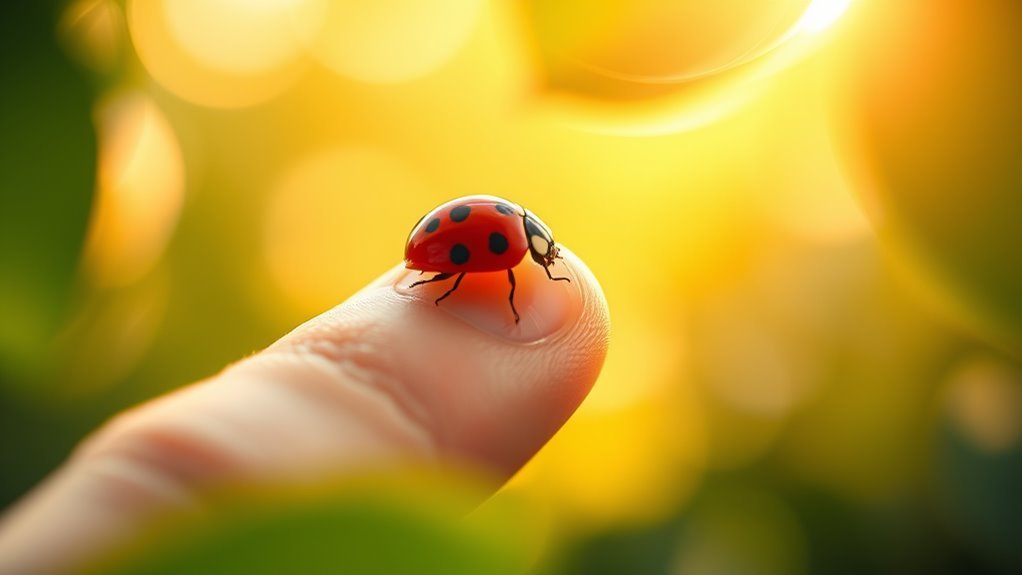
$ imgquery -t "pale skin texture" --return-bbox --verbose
[0,248,609,574]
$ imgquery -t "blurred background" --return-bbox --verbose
[2,0,1021,573]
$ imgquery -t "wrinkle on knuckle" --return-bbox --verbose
[270,330,441,457]
[73,418,246,512]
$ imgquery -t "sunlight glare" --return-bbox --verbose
[796,0,852,33]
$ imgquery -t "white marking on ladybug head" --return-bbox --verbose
[531,234,550,257]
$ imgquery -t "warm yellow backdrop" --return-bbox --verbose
[20,0,1021,571]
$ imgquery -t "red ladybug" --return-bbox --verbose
[404,195,569,323]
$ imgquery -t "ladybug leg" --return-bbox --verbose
[507,269,520,324]
[544,264,571,283]
[434,272,466,305]
[408,272,453,289]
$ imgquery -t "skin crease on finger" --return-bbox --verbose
[263,245,610,476]
[0,247,609,575]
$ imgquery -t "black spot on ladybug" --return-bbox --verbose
[449,243,470,265]
[450,205,471,222]
[495,203,515,216]
[425,218,441,233]
[488,232,509,254]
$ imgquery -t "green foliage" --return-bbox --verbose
[91,485,528,575]
[0,1,96,387]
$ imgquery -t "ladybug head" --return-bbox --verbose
[523,211,560,268]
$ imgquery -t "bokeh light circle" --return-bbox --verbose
[127,0,321,107]
[523,0,811,86]
[59,0,128,75]
[518,0,853,134]
[163,0,325,75]
[302,0,484,84]
[944,355,1022,454]
[264,147,431,314]
[841,0,1022,354]
[83,91,185,287]
[671,486,808,575]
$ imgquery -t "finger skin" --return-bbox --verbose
[0,248,609,574]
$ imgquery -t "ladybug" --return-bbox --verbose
[404,195,570,323]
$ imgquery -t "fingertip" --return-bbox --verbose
[557,244,612,352]
[0,245,611,575]
[392,244,608,347]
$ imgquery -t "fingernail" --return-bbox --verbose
[394,257,579,343]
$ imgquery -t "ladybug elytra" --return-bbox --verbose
[404,195,569,323]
